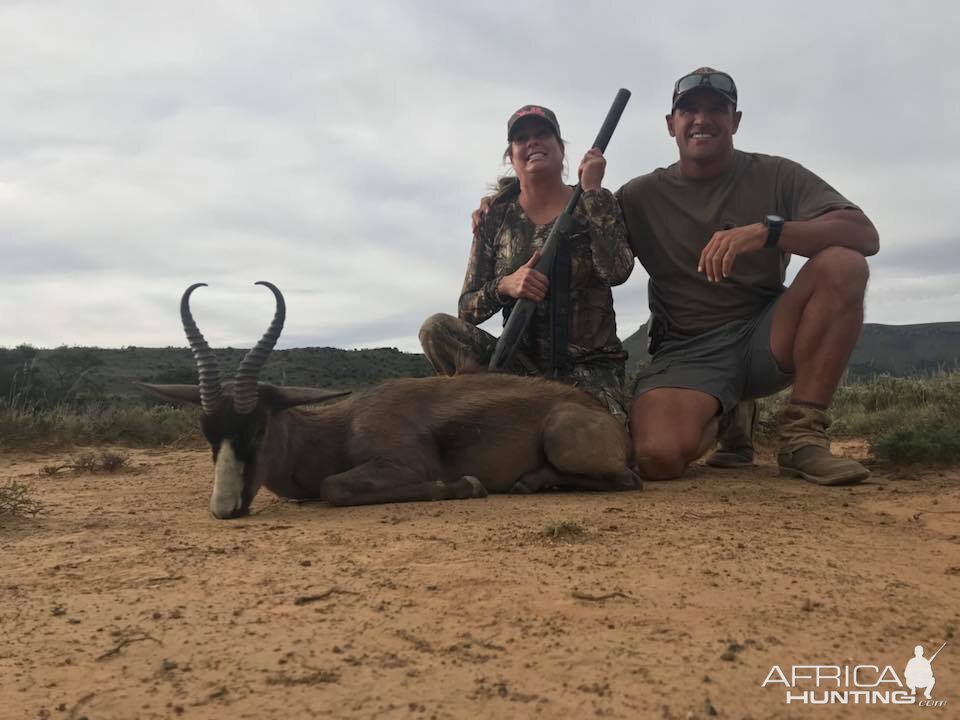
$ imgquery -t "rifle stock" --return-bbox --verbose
[488,88,631,371]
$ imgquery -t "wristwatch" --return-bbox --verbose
[763,214,785,248]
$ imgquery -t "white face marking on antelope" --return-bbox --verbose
[211,443,245,519]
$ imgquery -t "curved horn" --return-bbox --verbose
[233,281,285,415]
[180,283,223,415]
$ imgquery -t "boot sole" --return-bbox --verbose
[779,466,869,486]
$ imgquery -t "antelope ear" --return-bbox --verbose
[135,382,202,406]
[259,384,351,409]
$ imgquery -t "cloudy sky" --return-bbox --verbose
[2,0,957,352]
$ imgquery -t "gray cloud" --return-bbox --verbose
[1,1,957,351]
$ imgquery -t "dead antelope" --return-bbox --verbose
[139,282,641,518]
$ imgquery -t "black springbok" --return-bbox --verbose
[139,282,641,518]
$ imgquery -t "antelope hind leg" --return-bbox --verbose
[324,460,487,507]
[542,403,642,491]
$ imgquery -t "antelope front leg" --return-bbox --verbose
[511,465,641,494]
[323,460,488,507]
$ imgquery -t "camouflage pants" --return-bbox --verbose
[418,313,627,424]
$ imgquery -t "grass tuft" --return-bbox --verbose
[543,520,587,542]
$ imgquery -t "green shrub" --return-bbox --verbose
[872,420,960,465]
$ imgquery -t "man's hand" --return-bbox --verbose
[698,223,767,282]
[471,196,494,234]
[578,148,606,192]
[497,252,548,302]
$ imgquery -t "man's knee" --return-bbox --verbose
[633,439,688,480]
[632,428,701,480]
[807,247,870,299]
[629,389,718,479]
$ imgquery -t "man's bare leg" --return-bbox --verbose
[768,246,871,484]
[770,246,869,401]
[630,388,719,480]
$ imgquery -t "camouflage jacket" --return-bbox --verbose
[458,182,634,371]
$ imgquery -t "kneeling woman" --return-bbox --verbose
[420,105,634,422]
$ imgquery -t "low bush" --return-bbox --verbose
[872,420,960,465]
[0,480,43,517]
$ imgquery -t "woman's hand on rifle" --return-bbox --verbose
[578,148,606,192]
[497,251,548,302]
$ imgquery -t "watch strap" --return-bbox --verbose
[763,216,784,249]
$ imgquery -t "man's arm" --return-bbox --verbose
[698,209,879,282]
[778,209,879,258]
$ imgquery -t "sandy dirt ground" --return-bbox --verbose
[1,444,958,720]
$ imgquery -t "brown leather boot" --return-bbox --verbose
[777,404,869,485]
[707,400,758,468]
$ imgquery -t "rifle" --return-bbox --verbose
[488,88,632,372]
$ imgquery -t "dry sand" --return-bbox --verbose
[1,444,957,719]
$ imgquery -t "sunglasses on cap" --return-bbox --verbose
[672,71,737,107]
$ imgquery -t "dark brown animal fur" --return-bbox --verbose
[142,372,640,516]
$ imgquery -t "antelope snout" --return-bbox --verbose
[209,496,249,520]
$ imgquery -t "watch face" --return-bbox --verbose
[765,214,784,225]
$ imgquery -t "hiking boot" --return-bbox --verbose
[707,400,758,468]
[776,404,869,485]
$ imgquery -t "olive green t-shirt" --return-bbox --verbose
[617,150,859,338]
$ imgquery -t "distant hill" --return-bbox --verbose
[622,321,960,379]
[3,321,959,407]
[848,322,960,377]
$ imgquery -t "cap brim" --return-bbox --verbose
[507,115,560,141]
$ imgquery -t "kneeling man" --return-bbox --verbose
[620,67,879,484]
